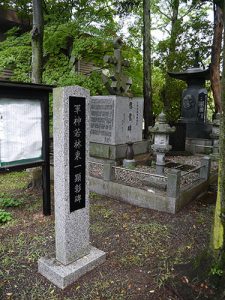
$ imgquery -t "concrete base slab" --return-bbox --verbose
[142,177,167,191]
[185,138,212,154]
[90,170,218,214]
[90,140,149,160]
[38,246,106,289]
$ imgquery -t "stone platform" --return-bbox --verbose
[185,137,212,154]
[38,247,106,289]
[90,140,149,160]
[89,155,218,214]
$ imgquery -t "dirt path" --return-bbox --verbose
[0,172,217,299]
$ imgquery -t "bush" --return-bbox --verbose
[0,209,12,223]
[0,197,23,208]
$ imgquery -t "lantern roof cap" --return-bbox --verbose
[168,66,210,82]
[149,111,175,134]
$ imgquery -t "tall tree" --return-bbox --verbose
[31,0,43,83]
[143,0,153,138]
[31,0,44,190]
[154,0,212,120]
[210,2,223,114]
[163,0,180,114]
[112,0,153,136]
[212,0,225,268]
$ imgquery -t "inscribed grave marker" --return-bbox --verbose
[90,96,143,145]
[38,86,105,289]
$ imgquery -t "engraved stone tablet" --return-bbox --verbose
[90,96,143,145]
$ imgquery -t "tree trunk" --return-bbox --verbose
[30,0,44,190]
[163,0,179,115]
[218,0,225,253]
[31,0,43,83]
[143,0,153,139]
[212,0,225,265]
[210,3,223,114]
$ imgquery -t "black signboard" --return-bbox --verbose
[197,92,206,122]
[69,96,86,212]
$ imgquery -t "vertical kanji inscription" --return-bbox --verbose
[198,92,206,122]
[69,96,86,212]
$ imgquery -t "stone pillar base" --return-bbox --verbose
[156,164,164,175]
[38,246,106,289]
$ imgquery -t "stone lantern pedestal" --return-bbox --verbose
[149,112,175,175]
[123,142,136,168]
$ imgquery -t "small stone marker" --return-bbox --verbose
[38,86,106,289]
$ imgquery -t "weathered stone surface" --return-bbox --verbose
[167,169,181,198]
[53,86,90,265]
[102,37,132,96]
[142,176,167,191]
[89,171,218,214]
[90,96,143,145]
[38,86,105,289]
[89,140,149,160]
[38,247,106,289]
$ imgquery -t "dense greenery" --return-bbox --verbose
[0,22,144,96]
[0,0,214,120]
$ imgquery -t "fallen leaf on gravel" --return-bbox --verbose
[6,293,13,297]
[181,276,189,284]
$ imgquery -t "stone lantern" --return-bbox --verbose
[210,113,220,159]
[149,111,175,175]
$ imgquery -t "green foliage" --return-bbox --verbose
[123,46,143,96]
[0,0,216,124]
[43,53,105,95]
[153,0,213,121]
[210,265,224,277]
[0,31,31,82]
[0,209,12,224]
[152,67,164,115]
[44,23,77,55]
[164,77,186,121]
[0,197,23,208]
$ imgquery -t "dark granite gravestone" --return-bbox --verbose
[168,51,212,139]
[169,122,186,151]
